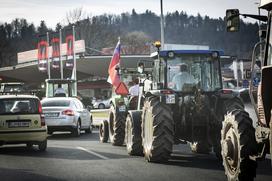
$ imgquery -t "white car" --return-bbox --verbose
[0,95,47,151]
[92,98,111,109]
[41,97,93,136]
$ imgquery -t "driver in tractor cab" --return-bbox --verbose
[54,84,66,97]
[172,63,196,91]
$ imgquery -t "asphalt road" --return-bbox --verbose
[0,104,271,181]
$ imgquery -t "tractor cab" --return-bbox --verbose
[45,79,77,98]
[151,50,223,94]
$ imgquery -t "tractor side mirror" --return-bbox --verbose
[226,9,240,32]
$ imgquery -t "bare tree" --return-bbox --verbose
[65,7,87,25]
[122,31,151,55]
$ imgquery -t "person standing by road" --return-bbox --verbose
[129,78,139,96]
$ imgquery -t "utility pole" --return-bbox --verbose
[72,25,77,94]
[160,0,165,49]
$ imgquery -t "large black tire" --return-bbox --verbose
[221,110,257,181]
[270,120,272,163]
[142,96,174,162]
[213,97,244,159]
[99,120,109,143]
[125,111,143,156]
[109,106,126,146]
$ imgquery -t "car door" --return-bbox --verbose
[74,99,89,128]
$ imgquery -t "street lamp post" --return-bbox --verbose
[160,0,165,49]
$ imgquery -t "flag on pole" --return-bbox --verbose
[51,33,60,69]
[107,39,121,88]
[37,35,48,72]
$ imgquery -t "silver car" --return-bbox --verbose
[41,97,92,136]
[92,98,111,109]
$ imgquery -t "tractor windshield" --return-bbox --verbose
[167,54,221,92]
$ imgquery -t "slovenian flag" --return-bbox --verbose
[107,39,121,88]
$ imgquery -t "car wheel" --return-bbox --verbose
[73,121,81,137]
[38,140,47,152]
[85,120,93,134]
[98,103,105,109]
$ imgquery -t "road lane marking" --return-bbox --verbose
[76,146,109,160]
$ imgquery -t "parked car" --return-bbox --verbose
[41,97,93,136]
[0,95,47,151]
[92,98,111,109]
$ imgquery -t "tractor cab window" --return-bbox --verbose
[167,54,221,92]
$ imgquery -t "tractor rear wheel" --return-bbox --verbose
[109,106,126,146]
[142,97,174,162]
[221,110,257,181]
[125,111,143,156]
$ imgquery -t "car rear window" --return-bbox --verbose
[0,98,39,115]
[42,100,70,107]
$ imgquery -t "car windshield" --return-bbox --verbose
[167,54,221,92]
[42,100,70,107]
[0,98,39,115]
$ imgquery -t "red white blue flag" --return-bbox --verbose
[107,39,121,88]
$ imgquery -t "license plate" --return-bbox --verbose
[118,105,126,112]
[166,94,175,104]
[8,122,30,128]
[44,113,59,117]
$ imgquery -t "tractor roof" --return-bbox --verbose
[150,50,224,58]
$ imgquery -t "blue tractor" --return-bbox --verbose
[125,42,244,163]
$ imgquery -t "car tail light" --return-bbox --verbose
[38,102,43,114]
[161,90,174,94]
[222,89,233,94]
[41,114,46,126]
[38,101,46,126]
[62,109,75,116]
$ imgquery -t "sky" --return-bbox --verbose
[0,0,262,28]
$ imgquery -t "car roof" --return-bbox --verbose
[0,94,39,99]
[41,97,78,102]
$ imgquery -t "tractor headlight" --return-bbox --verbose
[165,94,175,104]
[167,51,175,58]
[211,51,219,59]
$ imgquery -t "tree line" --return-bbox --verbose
[0,9,259,67]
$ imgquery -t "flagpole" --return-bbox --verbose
[59,28,63,79]
[72,25,77,94]
[47,32,51,79]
